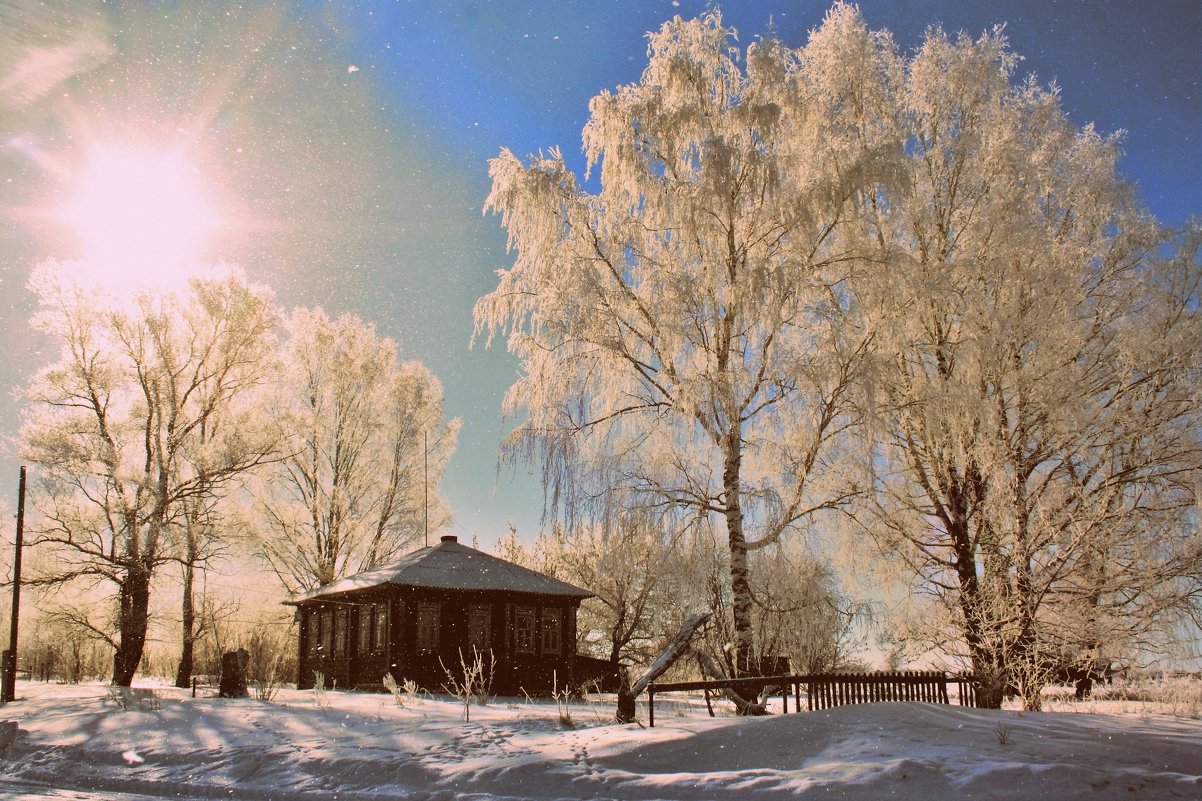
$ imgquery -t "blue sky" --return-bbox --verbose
[1,0,1198,547]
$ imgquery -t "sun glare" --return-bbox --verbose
[60,147,219,287]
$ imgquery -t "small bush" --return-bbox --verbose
[553,670,573,728]
[383,673,419,707]
[246,624,288,702]
[107,686,160,712]
[1039,674,1202,719]
[439,648,495,722]
[312,671,329,709]
[1092,675,1201,718]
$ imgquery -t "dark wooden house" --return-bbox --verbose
[286,535,594,695]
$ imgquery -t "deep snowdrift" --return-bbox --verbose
[0,680,1198,800]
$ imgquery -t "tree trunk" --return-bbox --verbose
[946,490,1008,710]
[962,587,1007,710]
[615,667,637,724]
[963,594,1008,709]
[175,557,196,688]
[1012,498,1042,711]
[971,662,1007,709]
[721,427,754,677]
[694,647,768,716]
[112,562,152,687]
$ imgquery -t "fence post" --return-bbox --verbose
[648,687,655,728]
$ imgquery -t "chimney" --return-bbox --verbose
[440,534,458,544]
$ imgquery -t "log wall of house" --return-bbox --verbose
[296,589,581,694]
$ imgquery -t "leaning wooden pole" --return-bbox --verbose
[3,466,26,702]
[619,611,711,724]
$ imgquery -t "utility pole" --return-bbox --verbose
[423,432,429,547]
[3,466,26,703]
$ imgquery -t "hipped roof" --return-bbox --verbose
[285,536,594,604]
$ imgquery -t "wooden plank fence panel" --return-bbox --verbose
[647,671,977,726]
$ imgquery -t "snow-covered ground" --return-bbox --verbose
[0,679,1198,800]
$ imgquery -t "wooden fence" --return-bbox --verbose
[803,671,949,709]
[646,671,975,727]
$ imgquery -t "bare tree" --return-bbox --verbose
[22,606,112,684]
[536,516,677,673]
[172,496,237,688]
[848,25,1202,707]
[22,266,280,685]
[669,524,864,676]
[748,545,867,674]
[255,308,460,594]
[473,7,895,674]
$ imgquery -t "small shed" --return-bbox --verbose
[285,535,594,695]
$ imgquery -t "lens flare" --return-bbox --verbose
[59,146,219,287]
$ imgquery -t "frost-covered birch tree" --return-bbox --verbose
[474,7,899,673]
[255,309,460,594]
[852,27,1202,707]
[22,266,280,686]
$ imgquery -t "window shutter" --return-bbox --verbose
[504,603,514,660]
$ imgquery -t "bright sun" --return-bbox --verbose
[60,146,219,287]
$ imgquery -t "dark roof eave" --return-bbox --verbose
[285,582,596,606]
[282,540,595,606]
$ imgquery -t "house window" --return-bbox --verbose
[468,605,491,652]
[416,601,440,652]
[515,606,536,654]
[334,608,348,655]
[541,608,562,655]
[374,603,388,651]
[320,609,334,654]
[306,611,319,658]
[358,605,372,653]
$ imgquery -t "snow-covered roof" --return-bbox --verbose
[286,535,594,604]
